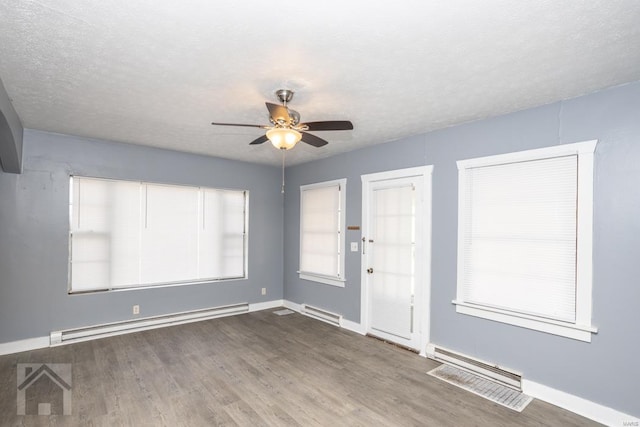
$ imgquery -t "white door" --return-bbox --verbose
[361,167,432,352]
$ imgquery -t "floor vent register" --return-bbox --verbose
[427,364,533,412]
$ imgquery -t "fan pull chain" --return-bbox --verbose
[281,148,286,194]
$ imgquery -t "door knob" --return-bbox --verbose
[367,268,374,274]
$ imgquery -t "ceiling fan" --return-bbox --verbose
[211,89,353,150]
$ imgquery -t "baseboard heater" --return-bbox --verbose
[427,345,523,390]
[301,304,342,327]
[50,303,249,346]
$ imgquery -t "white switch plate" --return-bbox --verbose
[350,242,358,252]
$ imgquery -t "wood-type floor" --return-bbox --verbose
[0,310,601,426]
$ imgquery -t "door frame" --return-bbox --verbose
[360,165,433,355]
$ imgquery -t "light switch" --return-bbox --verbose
[350,242,358,252]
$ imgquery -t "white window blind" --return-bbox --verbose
[199,189,246,279]
[141,184,200,285]
[455,141,597,341]
[69,177,247,293]
[299,179,346,286]
[461,155,578,322]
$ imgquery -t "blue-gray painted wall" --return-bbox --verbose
[0,129,284,342]
[283,81,640,417]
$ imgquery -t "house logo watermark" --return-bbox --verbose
[17,363,72,416]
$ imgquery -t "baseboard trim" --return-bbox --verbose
[0,336,50,356]
[249,299,284,312]
[0,299,284,356]
[522,379,639,426]
[340,318,366,335]
[283,300,302,312]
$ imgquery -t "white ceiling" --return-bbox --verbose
[1,1,639,166]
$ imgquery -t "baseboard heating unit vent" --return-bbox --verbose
[50,303,249,345]
[301,304,342,327]
[427,345,522,390]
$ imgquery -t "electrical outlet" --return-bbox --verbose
[132,304,140,315]
[261,287,266,296]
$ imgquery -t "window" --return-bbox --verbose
[299,179,346,287]
[454,141,597,341]
[69,176,247,293]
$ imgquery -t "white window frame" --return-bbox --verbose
[68,176,249,293]
[299,178,347,287]
[453,141,598,342]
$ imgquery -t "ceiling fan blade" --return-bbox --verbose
[265,102,291,123]
[301,132,329,147]
[249,135,269,145]
[211,122,267,129]
[302,120,354,131]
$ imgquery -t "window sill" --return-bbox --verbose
[69,276,247,294]
[299,272,346,288]
[452,300,597,342]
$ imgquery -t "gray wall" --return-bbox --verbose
[0,129,284,342]
[283,81,640,417]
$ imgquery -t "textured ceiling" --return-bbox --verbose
[1,1,639,166]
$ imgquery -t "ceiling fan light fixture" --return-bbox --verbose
[211,89,353,152]
[267,128,302,150]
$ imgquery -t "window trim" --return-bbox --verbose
[299,178,347,288]
[453,140,598,342]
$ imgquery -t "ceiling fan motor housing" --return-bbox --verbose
[275,89,294,105]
